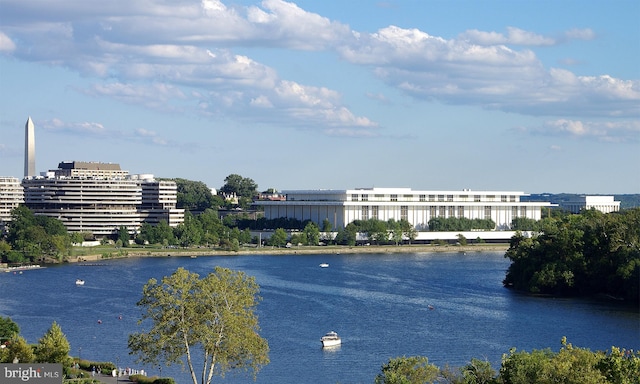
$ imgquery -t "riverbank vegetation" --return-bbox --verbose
[503,208,640,304]
[376,337,639,384]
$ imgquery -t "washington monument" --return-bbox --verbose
[24,117,35,177]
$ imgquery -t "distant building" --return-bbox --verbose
[258,187,554,231]
[22,162,184,237]
[560,196,620,214]
[54,161,128,179]
[0,177,24,226]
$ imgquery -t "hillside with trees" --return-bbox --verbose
[503,208,640,304]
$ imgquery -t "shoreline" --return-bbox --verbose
[67,243,509,263]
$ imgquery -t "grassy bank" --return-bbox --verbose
[66,243,509,262]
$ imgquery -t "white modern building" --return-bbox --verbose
[560,196,620,214]
[22,162,184,237]
[0,177,24,226]
[258,187,554,232]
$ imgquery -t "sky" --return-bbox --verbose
[0,0,638,194]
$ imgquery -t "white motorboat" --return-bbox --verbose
[321,331,341,347]
[319,263,329,268]
[75,279,85,286]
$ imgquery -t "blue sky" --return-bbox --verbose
[1,0,638,194]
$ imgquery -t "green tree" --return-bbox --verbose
[400,219,418,245]
[128,267,269,384]
[172,178,220,212]
[117,226,130,247]
[460,358,496,384]
[303,222,320,246]
[1,335,34,364]
[321,218,332,232]
[0,316,19,342]
[220,174,258,209]
[375,356,439,384]
[268,228,288,247]
[34,321,70,364]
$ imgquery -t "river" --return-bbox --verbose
[1,251,638,383]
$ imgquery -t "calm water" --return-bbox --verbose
[1,252,638,384]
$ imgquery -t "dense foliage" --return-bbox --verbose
[1,206,77,263]
[428,217,496,231]
[376,338,639,384]
[128,267,269,384]
[503,208,640,303]
[171,178,222,212]
[0,318,70,365]
[219,174,258,209]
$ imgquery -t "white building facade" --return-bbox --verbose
[0,177,24,226]
[560,196,620,214]
[258,187,553,231]
[22,163,184,236]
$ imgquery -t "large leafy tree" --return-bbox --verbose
[1,335,34,364]
[220,174,258,209]
[34,321,70,364]
[0,316,19,342]
[504,208,640,303]
[374,356,439,384]
[172,178,221,212]
[129,267,269,384]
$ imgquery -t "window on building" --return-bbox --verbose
[501,195,507,202]
[438,195,445,202]
[439,206,445,217]
[510,195,516,202]
[487,195,495,201]
[474,195,481,202]
[391,194,398,202]
[401,206,408,221]
[447,195,454,202]
[429,195,435,202]
[458,206,464,216]
[460,195,468,200]
[362,205,369,220]
[403,194,413,201]
[512,206,518,217]
[430,206,436,217]
[361,194,368,201]
[484,206,492,219]
[448,206,455,217]
[419,194,426,202]
[351,194,359,201]
[372,206,378,219]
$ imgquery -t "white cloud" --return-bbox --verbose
[529,119,640,143]
[0,0,635,138]
[339,25,639,118]
[0,32,16,52]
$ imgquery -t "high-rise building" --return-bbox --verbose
[0,177,24,226]
[24,117,35,177]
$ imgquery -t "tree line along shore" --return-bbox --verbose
[68,243,510,262]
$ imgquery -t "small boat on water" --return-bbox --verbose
[319,263,329,268]
[75,279,85,286]
[321,331,341,347]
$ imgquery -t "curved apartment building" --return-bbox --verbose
[22,177,142,236]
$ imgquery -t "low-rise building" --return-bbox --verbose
[560,195,620,214]
[258,187,554,231]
